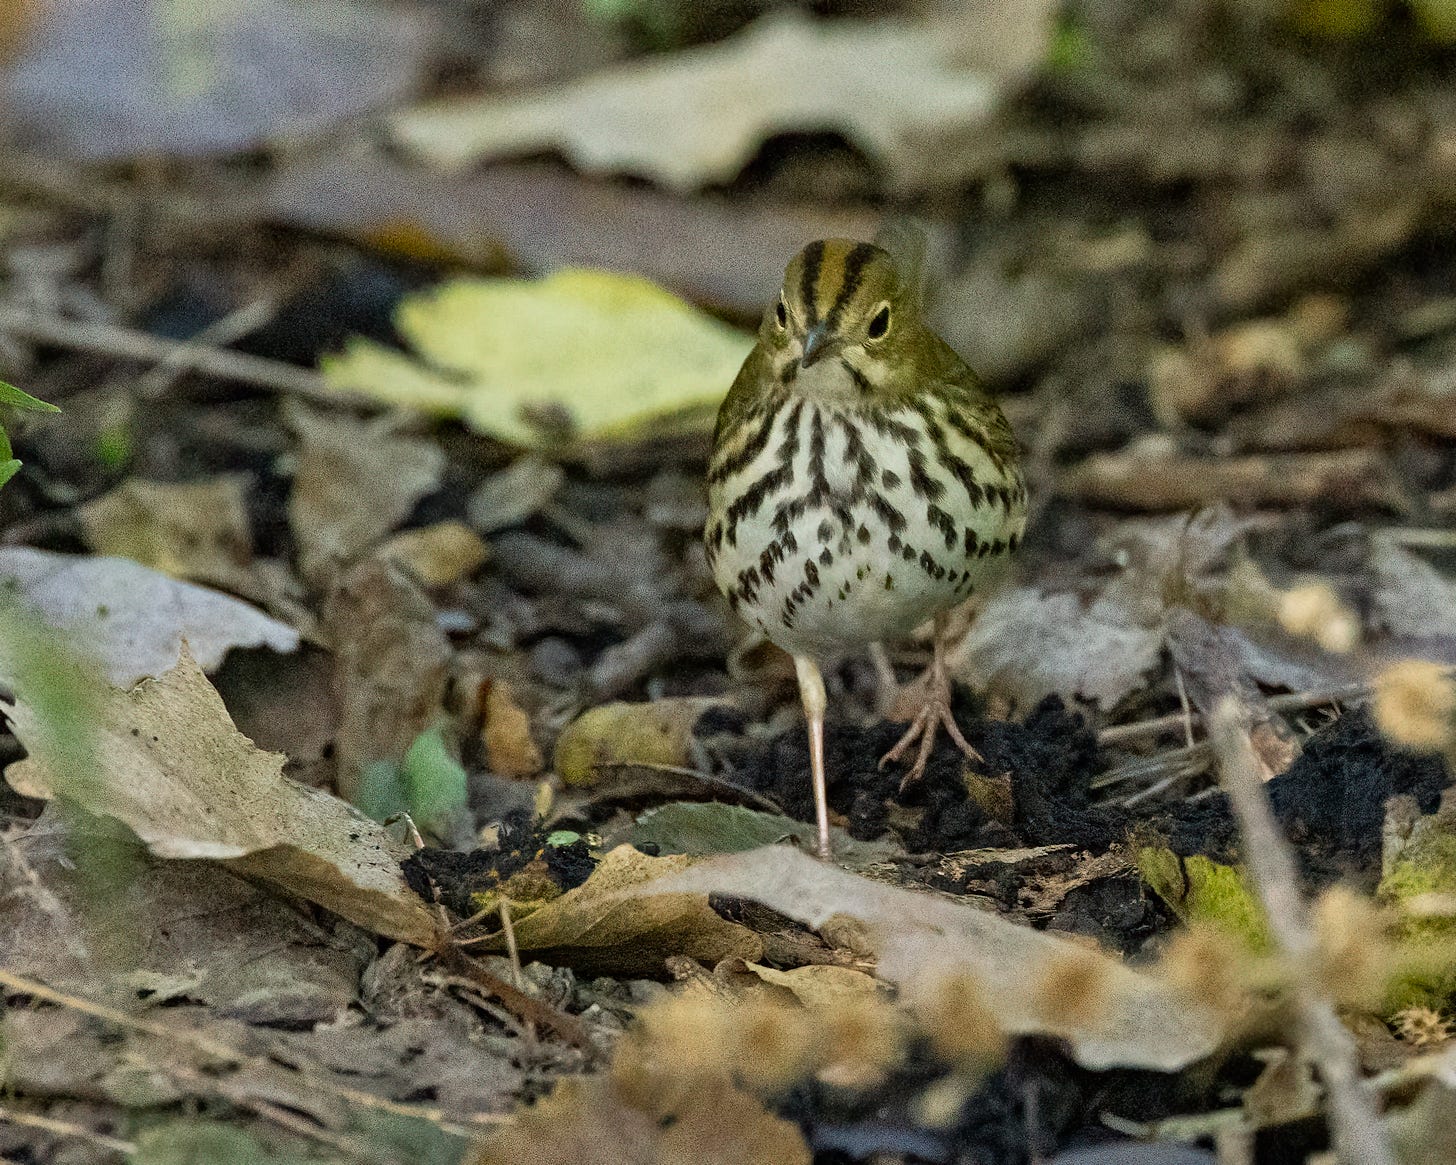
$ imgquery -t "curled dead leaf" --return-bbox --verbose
[3,648,434,946]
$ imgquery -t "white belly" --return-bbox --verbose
[706,397,1024,659]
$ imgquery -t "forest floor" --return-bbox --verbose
[0,2,1455,1163]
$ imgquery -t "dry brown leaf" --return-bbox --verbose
[265,154,881,318]
[0,547,298,687]
[324,557,452,802]
[627,846,1223,1071]
[482,678,544,779]
[470,845,763,977]
[0,821,366,1021]
[287,405,445,586]
[377,520,489,587]
[389,11,1046,194]
[468,1071,810,1165]
[2,648,435,946]
[77,475,255,594]
[554,698,727,787]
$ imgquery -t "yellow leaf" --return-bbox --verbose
[554,698,726,787]
[320,270,752,449]
[468,845,764,977]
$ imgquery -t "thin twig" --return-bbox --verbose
[0,1105,135,1155]
[0,305,353,405]
[1210,698,1395,1165]
[441,948,596,1051]
[1173,665,1196,750]
[135,296,281,400]
[1098,682,1368,747]
[498,899,537,1045]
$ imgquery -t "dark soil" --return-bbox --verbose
[1164,708,1454,890]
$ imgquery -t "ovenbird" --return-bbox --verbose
[704,229,1027,859]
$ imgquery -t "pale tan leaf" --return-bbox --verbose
[471,845,764,978]
[0,547,298,687]
[389,11,1043,195]
[628,846,1224,1072]
[741,963,884,1012]
[77,475,255,594]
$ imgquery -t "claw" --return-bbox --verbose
[877,616,980,790]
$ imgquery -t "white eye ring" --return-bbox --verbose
[775,298,788,329]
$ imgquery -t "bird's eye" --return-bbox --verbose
[775,298,788,329]
[867,304,891,340]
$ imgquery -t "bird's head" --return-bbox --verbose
[762,238,920,399]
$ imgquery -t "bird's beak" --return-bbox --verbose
[799,323,832,369]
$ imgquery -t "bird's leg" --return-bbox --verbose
[793,654,833,861]
[867,642,900,718]
[878,611,982,791]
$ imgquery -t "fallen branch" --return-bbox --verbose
[1062,448,1401,512]
[0,305,350,405]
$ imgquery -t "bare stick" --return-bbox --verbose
[498,899,537,1045]
[1098,682,1367,747]
[0,305,353,405]
[135,297,281,399]
[1210,698,1394,1165]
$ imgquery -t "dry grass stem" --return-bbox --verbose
[1210,698,1394,1165]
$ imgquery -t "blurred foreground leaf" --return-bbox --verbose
[469,1071,809,1165]
[0,379,59,493]
[322,270,750,448]
[0,379,61,412]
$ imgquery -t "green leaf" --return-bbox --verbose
[356,759,410,824]
[401,725,469,835]
[0,380,61,413]
[0,461,21,491]
[130,1120,312,1165]
[347,1109,468,1165]
[631,802,900,866]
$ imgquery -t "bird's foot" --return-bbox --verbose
[878,664,981,792]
